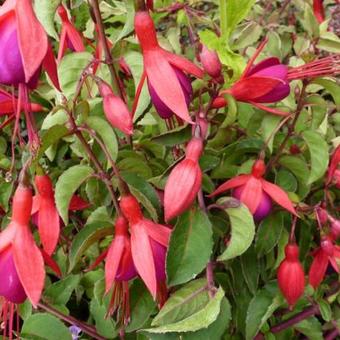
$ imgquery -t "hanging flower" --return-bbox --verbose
[164,136,203,221]
[309,235,340,289]
[133,11,203,123]
[277,243,305,308]
[57,4,85,62]
[119,194,171,304]
[327,145,340,185]
[209,159,297,220]
[313,0,325,23]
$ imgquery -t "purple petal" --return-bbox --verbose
[0,247,27,303]
[150,238,167,282]
[255,82,290,103]
[0,15,26,86]
[115,247,138,282]
[247,57,281,76]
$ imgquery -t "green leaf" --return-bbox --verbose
[21,313,72,340]
[114,0,135,42]
[166,209,213,287]
[68,222,113,272]
[312,79,340,111]
[146,287,224,333]
[152,126,192,147]
[34,0,60,39]
[255,213,284,256]
[121,172,161,221]
[55,164,93,225]
[302,130,329,184]
[245,282,283,340]
[58,52,93,99]
[294,317,323,340]
[44,275,80,305]
[85,116,119,163]
[216,197,255,261]
[240,246,259,295]
[261,115,282,153]
[221,94,237,128]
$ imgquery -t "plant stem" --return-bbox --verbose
[324,327,340,340]
[219,0,227,37]
[90,0,124,99]
[38,302,106,340]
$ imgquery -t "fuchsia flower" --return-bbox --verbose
[277,243,305,308]
[309,235,340,289]
[0,184,45,307]
[209,159,297,220]
[327,145,340,185]
[97,80,133,135]
[164,136,203,221]
[133,11,203,123]
[120,194,171,303]
[212,39,340,116]
[313,0,325,23]
[57,5,85,63]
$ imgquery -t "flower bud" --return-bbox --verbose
[330,219,340,239]
[98,81,133,135]
[320,236,334,256]
[199,45,222,78]
[277,244,305,308]
[316,207,328,225]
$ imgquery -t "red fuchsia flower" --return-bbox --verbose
[164,136,203,222]
[313,0,325,23]
[212,39,340,116]
[57,5,85,63]
[209,159,297,221]
[132,11,203,123]
[31,174,60,256]
[0,184,45,307]
[148,67,193,119]
[327,145,340,185]
[119,194,171,304]
[199,44,222,79]
[97,79,133,135]
[309,235,340,289]
[277,243,305,308]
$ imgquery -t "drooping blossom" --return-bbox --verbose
[133,11,203,123]
[88,216,137,325]
[199,44,222,79]
[309,235,340,288]
[313,0,325,23]
[327,145,340,185]
[212,39,340,115]
[209,159,297,220]
[97,79,133,135]
[148,66,192,119]
[277,243,305,308]
[164,136,203,221]
[120,194,171,304]
[0,184,45,307]
[57,5,85,62]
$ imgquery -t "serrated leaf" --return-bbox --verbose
[302,130,329,184]
[68,222,113,272]
[216,197,255,261]
[85,116,118,163]
[55,165,94,225]
[21,313,72,340]
[145,287,224,333]
[58,52,93,99]
[34,0,60,39]
[166,209,213,287]
[245,282,282,340]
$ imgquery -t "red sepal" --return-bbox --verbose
[208,175,250,197]
[239,177,262,214]
[309,249,328,288]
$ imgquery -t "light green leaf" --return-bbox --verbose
[146,287,224,333]
[21,313,72,340]
[58,52,93,99]
[166,209,213,287]
[114,0,135,42]
[55,165,94,225]
[294,317,323,340]
[221,94,237,128]
[312,79,340,111]
[85,116,118,163]
[216,197,255,261]
[261,115,282,153]
[302,130,329,184]
[246,282,283,340]
[68,222,113,272]
[34,0,60,39]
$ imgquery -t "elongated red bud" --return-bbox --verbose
[316,207,328,225]
[251,159,266,178]
[199,45,222,78]
[212,96,227,108]
[120,195,144,224]
[35,175,54,198]
[289,144,301,155]
[330,218,340,239]
[313,0,325,23]
[12,185,33,225]
[277,244,305,308]
[134,11,159,51]
[98,81,133,135]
